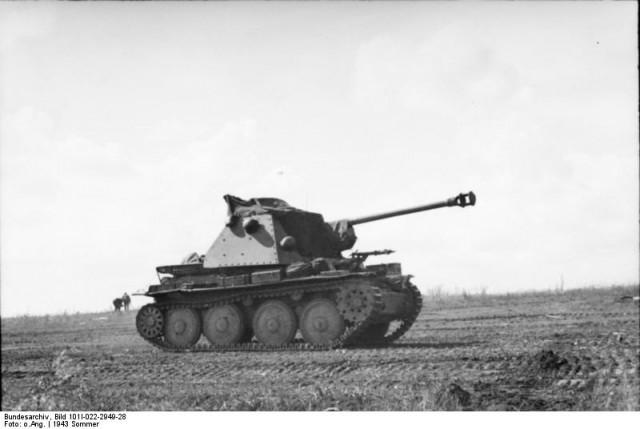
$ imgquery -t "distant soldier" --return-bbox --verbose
[113,298,124,312]
[122,293,131,311]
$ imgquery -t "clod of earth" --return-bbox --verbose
[533,350,569,372]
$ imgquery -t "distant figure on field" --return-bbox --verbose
[122,293,131,311]
[113,298,124,312]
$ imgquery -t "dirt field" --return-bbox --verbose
[2,285,638,411]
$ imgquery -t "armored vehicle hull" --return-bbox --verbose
[136,192,474,351]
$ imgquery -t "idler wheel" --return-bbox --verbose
[300,298,345,345]
[202,304,246,346]
[164,308,202,348]
[253,300,297,346]
[136,304,164,339]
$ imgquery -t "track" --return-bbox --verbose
[138,279,423,352]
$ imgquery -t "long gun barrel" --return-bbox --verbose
[347,191,476,226]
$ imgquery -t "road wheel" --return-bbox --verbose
[300,298,345,345]
[136,304,164,339]
[164,308,201,348]
[253,300,297,346]
[202,305,246,346]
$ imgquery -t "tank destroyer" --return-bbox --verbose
[135,191,476,351]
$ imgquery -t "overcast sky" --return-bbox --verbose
[1,2,637,317]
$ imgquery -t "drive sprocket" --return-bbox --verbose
[336,283,380,323]
[352,280,422,346]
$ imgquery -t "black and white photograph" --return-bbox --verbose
[1,0,638,422]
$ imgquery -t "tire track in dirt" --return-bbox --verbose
[426,310,638,323]
[80,347,524,385]
[3,289,637,411]
[519,345,640,391]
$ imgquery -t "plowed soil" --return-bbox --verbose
[2,286,638,411]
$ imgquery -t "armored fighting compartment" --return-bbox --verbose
[135,192,476,351]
